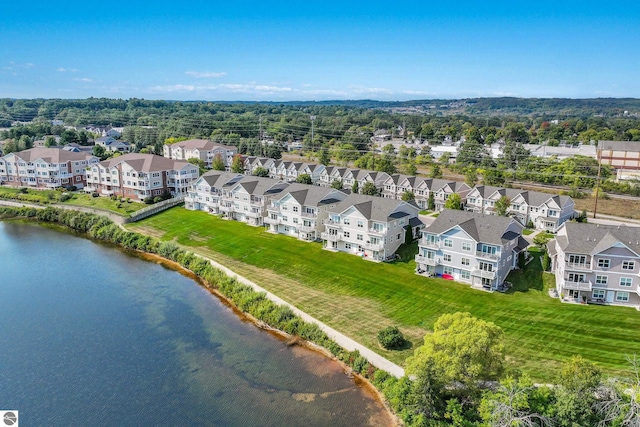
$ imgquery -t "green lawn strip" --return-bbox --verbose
[127,208,640,380]
[522,228,534,235]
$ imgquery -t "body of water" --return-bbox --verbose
[0,221,393,426]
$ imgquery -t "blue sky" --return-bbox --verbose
[1,1,639,101]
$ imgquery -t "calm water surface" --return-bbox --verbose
[0,222,394,426]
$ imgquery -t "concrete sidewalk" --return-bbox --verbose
[203,255,406,378]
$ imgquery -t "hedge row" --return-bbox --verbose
[0,207,404,418]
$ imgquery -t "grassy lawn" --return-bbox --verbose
[522,228,534,236]
[127,208,640,381]
[574,196,640,220]
[0,187,143,215]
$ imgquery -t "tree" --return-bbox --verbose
[253,166,269,177]
[361,182,379,196]
[427,192,435,210]
[402,162,417,176]
[594,354,640,427]
[482,168,505,186]
[406,312,505,396]
[377,326,406,350]
[430,163,443,179]
[211,153,225,171]
[351,181,359,194]
[554,356,601,427]
[19,135,32,150]
[494,195,511,217]
[231,154,245,173]
[480,374,553,427]
[464,168,478,187]
[330,179,343,189]
[318,148,330,166]
[44,136,57,147]
[188,157,207,175]
[401,190,415,201]
[59,129,80,145]
[92,144,107,160]
[445,193,463,210]
[295,173,312,185]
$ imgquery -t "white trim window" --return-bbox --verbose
[620,277,633,287]
[461,270,471,280]
[462,242,472,252]
[461,258,470,267]
[616,292,630,302]
[443,254,452,262]
[444,239,453,248]
[592,289,605,300]
[595,275,608,285]
[597,259,610,269]
[622,261,635,270]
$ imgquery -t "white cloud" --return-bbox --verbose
[74,77,94,83]
[185,71,227,78]
[57,67,79,72]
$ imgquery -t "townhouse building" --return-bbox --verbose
[95,136,131,153]
[185,172,245,214]
[548,222,640,307]
[0,147,99,189]
[163,139,237,169]
[85,153,199,201]
[415,210,527,290]
[265,186,348,241]
[222,177,291,226]
[322,194,422,261]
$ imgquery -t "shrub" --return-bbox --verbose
[92,192,99,198]
[153,196,163,203]
[143,196,154,204]
[377,326,406,350]
[59,193,72,202]
[18,187,28,194]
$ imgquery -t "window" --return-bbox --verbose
[443,266,453,275]
[444,239,453,248]
[293,206,299,212]
[461,242,472,252]
[344,231,350,238]
[595,275,608,285]
[620,277,633,287]
[443,254,452,262]
[343,218,350,225]
[293,218,298,224]
[357,220,364,228]
[345,243,352,250]
[616,292,630,302]
[567,273,585,282]
[568,255,587,265]
[592,289,605,300]
[356,234,363,241]
[396,233,401,240]
[461,270,470,280]
[598,259,610,268]
[622,261,635,270]
[282,216,288,222]
[461,258,470,266]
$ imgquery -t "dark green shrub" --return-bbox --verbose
[92,192,99,198]
[144,196,154,204]
[153,196,163,203]
[377,326,406,350]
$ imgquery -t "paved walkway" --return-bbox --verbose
[202,255,406,378]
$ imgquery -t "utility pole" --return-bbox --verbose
[310,115,316,148]
[593,141,602,219]
[259,115,264,157]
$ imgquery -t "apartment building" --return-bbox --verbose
[415,210,527,290]
[265,186,348,241]
[548,222,640,307]
[85,153,199,201]
[322,194,422,261]
[163,139,237,169]
[185,172,245,214]
[0,147,99,189]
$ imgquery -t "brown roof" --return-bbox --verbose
[7,147,96,163]
[168,139,234,150]
[99,153,191,172]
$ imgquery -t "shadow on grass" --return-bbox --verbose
[505,251,545,293]
[390,242,419,266]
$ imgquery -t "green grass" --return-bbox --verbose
[127,208,640,381]
[0,187,143,215]
[522,228,534,236]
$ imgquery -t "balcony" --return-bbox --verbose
[419,239,439,249]
[565,262,592,271]
[368,228,386,236]
[245,210,263,219]
[415,255,439,266]
[321,232,341,242]
[299,224,316,233]
[476,251,500,260]
[563,280,593,291]
[264,217,280,225]
[219,205,233,213]
[472,269,496,279]
[364,241,384,251]
[301,211,317,218]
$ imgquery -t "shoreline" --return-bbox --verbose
[133,250,401,426]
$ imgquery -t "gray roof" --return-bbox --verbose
[5,147,96,163]
[280,186,346,207]
[426,209,522,245]
[329,193,418,222]
[200,171,244,187]
[168,139,235,151]
[557,222,640,255]
[598,140,640,152]
[236,177,287,196]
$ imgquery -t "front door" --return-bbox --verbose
[606,291,615,303]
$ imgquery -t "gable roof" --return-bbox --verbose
[556,222,640,256]
[99,153,191,172]
[329,193,418,222]
[168,139,235,151]
[5,147,96,163]
[426,209,522,245]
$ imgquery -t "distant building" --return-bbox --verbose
[597,140,640,180]
[163,139,237,169]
